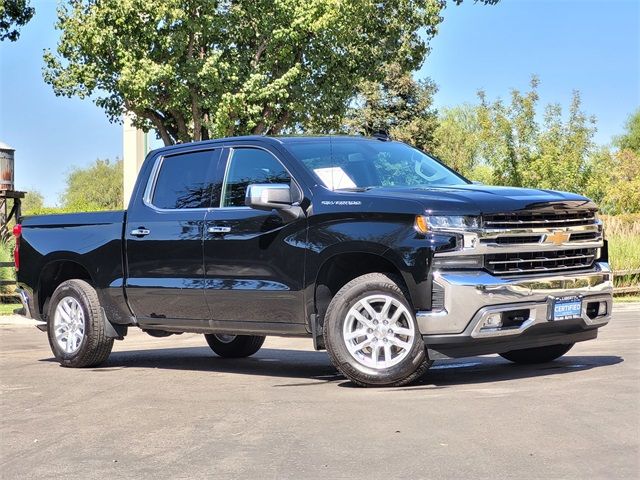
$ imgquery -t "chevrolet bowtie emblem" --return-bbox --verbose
[546,230,570,245]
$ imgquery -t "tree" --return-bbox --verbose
[614,108,640,154]
[586,109,640,214]
[21,190,45,215]
[44,0,496,145]
[476,76,597,192]
[61,159,123,211]
[344,63,439,153]
[432,104,485,179]
[0,0,34,42]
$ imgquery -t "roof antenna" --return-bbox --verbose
[372,130,390,141]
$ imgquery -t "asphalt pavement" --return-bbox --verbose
[1,304,638,479]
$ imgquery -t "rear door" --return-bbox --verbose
[125,147,221,321]
[203,145,307,325]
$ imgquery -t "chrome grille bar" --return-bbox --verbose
[485,247,597,275]
[487,253,596,265]
[483,210,598,229]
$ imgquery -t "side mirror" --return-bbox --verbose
[245,184,292,210]
[472,180,484,185]
[245,183,304,222]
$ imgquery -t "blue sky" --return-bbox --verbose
[0,0,638,205]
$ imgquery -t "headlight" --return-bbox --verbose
[414,215,480,233]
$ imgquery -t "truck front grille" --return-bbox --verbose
[485,247,597,275]
[483,210,597,229]
[479,208,602,275]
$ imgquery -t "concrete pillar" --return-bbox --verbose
[123,113,147,208]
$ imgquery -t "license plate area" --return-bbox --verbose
[549,296,583,321]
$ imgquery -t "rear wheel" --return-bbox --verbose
[500,343,574,364]
[204,334,265,358]
[323,273,431,387]
[47,279,114,367]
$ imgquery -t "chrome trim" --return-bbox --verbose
[130,228,150,237]
[416,262,613,335]
[486,253,595,265]
[436,222,604,257]
[467,292,611,339]
[208,226,231,234]
[484,217,596,226]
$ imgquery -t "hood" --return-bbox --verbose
[318,184,596,216]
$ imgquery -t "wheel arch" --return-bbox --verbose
[37,258,94,320]
[312,250,419,344]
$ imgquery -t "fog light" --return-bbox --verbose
[597,301,607,316]
[480,313,503,330]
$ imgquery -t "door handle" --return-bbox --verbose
[130,228,150,237]
[208,226,231,234]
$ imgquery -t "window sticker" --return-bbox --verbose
[313,167,356,190]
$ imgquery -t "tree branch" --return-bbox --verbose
[144,109,174,146]
[170,109,189,142]
[251,37,269,69]
[252,105,273,134]
[269,110,291,134]
[191,89,202,142]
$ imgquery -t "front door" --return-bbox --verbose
[203,146,307,326]
[125,147,221,322]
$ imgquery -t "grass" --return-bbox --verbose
[0,302,20,316]
[614,295,640,303]
[602,215,640,291]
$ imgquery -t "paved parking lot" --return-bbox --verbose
[1,305,638,479]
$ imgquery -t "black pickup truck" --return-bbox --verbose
[15,136,612,387]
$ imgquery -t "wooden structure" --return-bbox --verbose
[0,189,24,243]
[0,190,23,302]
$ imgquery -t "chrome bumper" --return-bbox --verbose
[416,262,613,337]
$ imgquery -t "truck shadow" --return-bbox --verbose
[41,347,624,388]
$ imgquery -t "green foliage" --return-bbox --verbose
[21,190,45,215]
[584,112,640,215]
[614,109,640,154]
[344,62,439,153]
[432,104,481,178]
[44,0,456,145]
[601,214,640,289]
[475,77,597,191]
[0,0,34,41]
[61,158,123,212]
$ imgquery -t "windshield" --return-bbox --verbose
[285,138,468,190]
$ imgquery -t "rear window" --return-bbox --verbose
[152,150,219,209]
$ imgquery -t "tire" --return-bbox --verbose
[47,279,114,368]
[323,273,432,387]
[500,343,574,364]
[204,334,266,358]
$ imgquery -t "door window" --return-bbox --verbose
[151,149,219,209]
[220,148,291,207]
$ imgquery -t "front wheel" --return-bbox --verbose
[323,273,432,387]
[499,343,574,364]
[204,334,265,358]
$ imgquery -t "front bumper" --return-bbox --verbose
[416,262,612,358]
